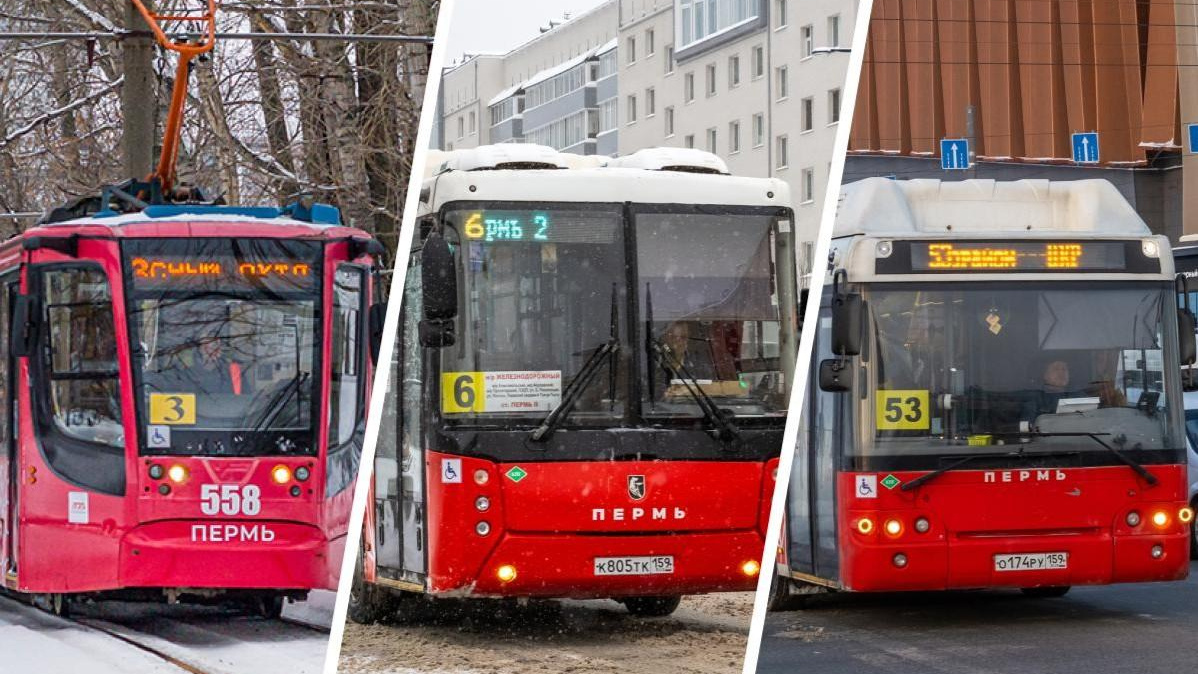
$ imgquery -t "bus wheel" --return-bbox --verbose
[254,594,285,620]
[1190,499,1198,560]
[1020,586,1070,598]
[622,595,682,617]
[348,550,395,624]
[767,575,792,611]
[38,593,70,617]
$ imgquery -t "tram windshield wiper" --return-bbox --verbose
[531,285,620,442]
[250,371,310,433]
[1019,431,1159,486]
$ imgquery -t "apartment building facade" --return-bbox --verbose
[436,0,858,252]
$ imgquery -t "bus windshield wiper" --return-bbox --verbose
[650,337,741,444]
[531,284,621,442]
[1021,431,1158,486]
[900,452,1019,492]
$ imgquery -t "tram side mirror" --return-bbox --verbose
[831,293,865,356]
[10,294,40,358]
[818,359,852,392]
[419,231,458,348]
[368,302,388,364]
[1179,308,1197,366]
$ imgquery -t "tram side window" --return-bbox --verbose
[329,266,366,448]
[43,268,122,448]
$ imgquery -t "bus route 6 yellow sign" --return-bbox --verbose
[149,393,197,425]
[442,372,485,413]
[876,390,930,431]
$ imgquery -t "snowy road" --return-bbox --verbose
[0,592,336,674]
[337,592,754,674]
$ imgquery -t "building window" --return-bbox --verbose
[646,29,655,55]
[801,97,814,132]
[729,120,741,153]
[776,0,788,27]
[801,25,813,57]
[525,110,590,150]
[457,116,464,139]
[801,167,815,202]
[598,49,618,79]
[666,45,675,74]
[707,127,717,152]
[685,133,695,148]
[665,106,675,136]
[646,87,656,116]
[627,95,638,124]
[679,0,761,50]
[490,98,518,126]
[706,63,717,96]
[599,98,618,133]
[627,36,637,64]
[776,66,788,100]
[753,112,765,146]
[776,135,789,169]
[829,88,842,123]
[828,15,841,46]
[729,54,741,87]
[752,45,765,78]
[468,111,476,134]
[525,64,587,110]
[685,72,696,102]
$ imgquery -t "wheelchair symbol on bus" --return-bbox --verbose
[856,475,878,499]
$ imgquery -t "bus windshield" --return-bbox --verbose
[123,239,321,456]
[638,209,789,419]
[865,282,1181,459]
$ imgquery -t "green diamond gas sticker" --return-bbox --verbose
[505,466,528,483]
[881,474,901,490]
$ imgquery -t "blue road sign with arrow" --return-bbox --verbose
[1071,132,1099,164]
[940,138,970,170]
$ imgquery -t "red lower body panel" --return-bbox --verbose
[119,520,330,590]
[445,530,764,598]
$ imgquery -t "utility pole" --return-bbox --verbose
[122,0,156,179]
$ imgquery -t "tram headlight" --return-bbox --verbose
[295,466,311,482]
[167,464,188,483]
[1179,507,1194,524]
[475,521,491,536]
[855,517,875,535]
[884,519,903,537]
[1152,510,1170,528]
[475,496,491,512]
[157,483,171,495]
[741,560,761,577]
[1126,511,1141,527]
[496,564,517,582]
[914,517,931,533]
[271,465,292,484]
[148,464,165,480]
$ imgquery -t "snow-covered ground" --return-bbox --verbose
[283,589,336,628]
[0,592,335,674]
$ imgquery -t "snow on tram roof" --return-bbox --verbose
[836,177,1150,238]
[35,204,367,235]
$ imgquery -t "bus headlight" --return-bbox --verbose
[892,553,908,568]
[496,564,517,582]
[271,465,292,484]
[475,496,491,512]
[914,517,930,533]
[741,560,761,577]
[884,519,903,537]
[1152,510,1170,528]
[1179,507,1194,524]
[474,469,490,485]
[475,521,491,536]
[1126,511,1141,527]
[855,517,875,535]
[1152,544,1165,559]
[167,465,188,483]
[1143,239,1160,258]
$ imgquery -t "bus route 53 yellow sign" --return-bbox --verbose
[149,393,197,425]
[876,390,930,431]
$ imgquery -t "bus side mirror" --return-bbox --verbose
[11,294,40,358]
[368,302,388,364]
[420,231,458,348]
[1180,308,1196,366]
[831,293,865,356]
[818,359,851,392]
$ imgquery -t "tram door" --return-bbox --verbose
[373,262,427,584]
[786,306,842,582]
[1,278,15,575]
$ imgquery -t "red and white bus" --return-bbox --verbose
[352,145,799,619]
[773,178,1195,606]
[0,200,385,616]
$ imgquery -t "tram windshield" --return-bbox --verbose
[123,239,321,456]
[864,282,1181,459]
[438,204,791,425]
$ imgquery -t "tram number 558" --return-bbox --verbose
[876,390,930,431]
[200,484,262,516]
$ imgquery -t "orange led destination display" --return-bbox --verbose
[906,241,1130,273]
[130,258,312,281]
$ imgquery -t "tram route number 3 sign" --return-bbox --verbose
[876,389,930,431]
[149,393,197,425]
[441,371,562,414]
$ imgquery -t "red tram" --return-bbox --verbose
[0,202,384,616]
